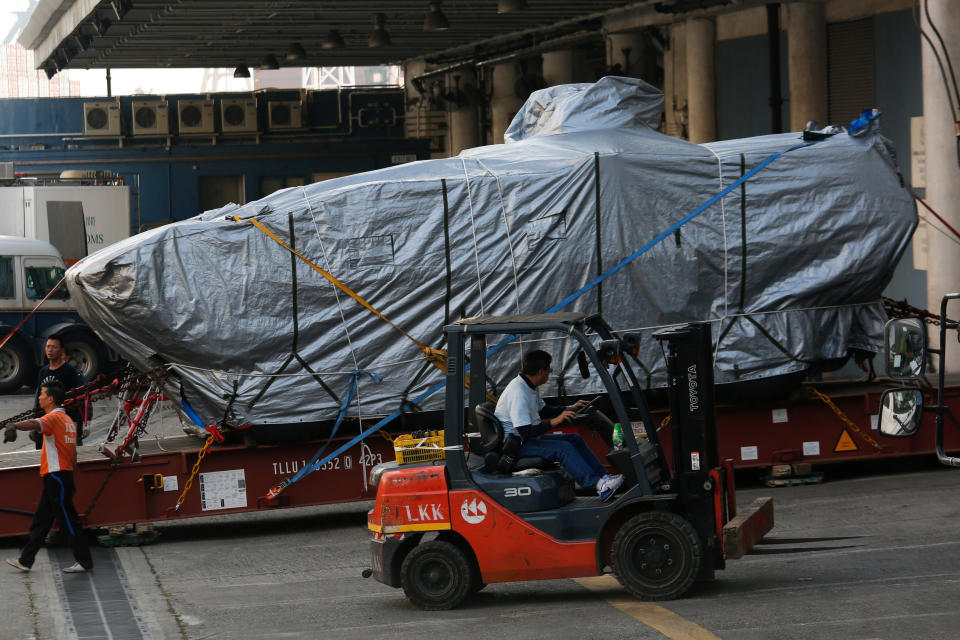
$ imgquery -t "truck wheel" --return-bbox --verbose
[0,339,35,394]
[62,334,105,381]
[400,540,474,610]
[611,511,701,601]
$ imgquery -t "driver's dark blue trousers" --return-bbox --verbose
[517,433,606,488]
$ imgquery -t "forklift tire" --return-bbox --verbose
[400,540,475,610]
[611,511,701,601]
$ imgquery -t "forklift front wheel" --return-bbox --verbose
[400,540,475,610]
[611,511,701,601]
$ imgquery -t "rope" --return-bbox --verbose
[301,191,363,377]
[174,434,215,511]
[806,386,882,450]
[475,158,522,317]
[914,192,960,242]
[704,144,730,324]
[0,276,66,352]
[83,465,118,518]
[460,158,486,315]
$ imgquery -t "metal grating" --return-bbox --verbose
[51,546,150,639]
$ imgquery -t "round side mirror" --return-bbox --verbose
[884,318,927,380]
[878,388,924,437]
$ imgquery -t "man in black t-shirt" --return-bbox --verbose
[31,335,86,449]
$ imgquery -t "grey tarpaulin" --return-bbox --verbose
[65,76,917,429]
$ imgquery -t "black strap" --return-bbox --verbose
[246,214,339,411]
[738,153,748,313]
[594,152,603,314]
[441,178,453,327]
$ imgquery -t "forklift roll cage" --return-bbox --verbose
[444,312,661,495]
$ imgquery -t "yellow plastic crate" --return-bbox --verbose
[394,430,445,465]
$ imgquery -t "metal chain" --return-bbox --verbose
[807,386,882,450]
[0,364,170,427]
[883,296,954,327]
[174,434,215,511]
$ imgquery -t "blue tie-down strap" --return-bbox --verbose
[181,390,226,441]
[849,108,882,136]
[269,138,822,493]
[181,392,205,429]
[287,369,383,485]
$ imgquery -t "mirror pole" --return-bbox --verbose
[936,294,960,466]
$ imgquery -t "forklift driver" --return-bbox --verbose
[494,349,625,501]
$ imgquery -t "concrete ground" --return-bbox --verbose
[0,392,959,639]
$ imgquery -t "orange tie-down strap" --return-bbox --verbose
[239,215,447,370]
[239,215,498,403]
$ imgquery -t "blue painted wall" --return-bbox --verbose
[0,89,429,231]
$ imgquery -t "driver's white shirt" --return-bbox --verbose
[494,375,545,437]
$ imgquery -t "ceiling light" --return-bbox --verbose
[368,13,391,48]
[498,0,527,13]
[424,1,449,31]
[233,64,250,78]
[286,42,307,61]
[321,30,345,50]
[260,54,280,70]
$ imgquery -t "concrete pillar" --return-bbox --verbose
[606,31,646,78]
[542,49,575,87]
[686,17,716,143]
[490,62,524,144]
[447,68,480,155]
[787,2,827,132]
[922,0,960,371]
[403,59,427,110]
[665,22,688,138]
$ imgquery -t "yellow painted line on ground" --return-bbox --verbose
[574,575,723,640]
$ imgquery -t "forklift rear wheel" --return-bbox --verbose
[400,540,475,610]
[611,511,701,601]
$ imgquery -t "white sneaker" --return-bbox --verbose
[6,558,29,572]
[62,562,87,573]
[596,474,625,501]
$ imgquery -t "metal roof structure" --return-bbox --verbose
[18,0,734,76]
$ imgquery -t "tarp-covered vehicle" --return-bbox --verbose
[64,76,916,436]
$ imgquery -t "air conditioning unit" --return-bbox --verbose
[177,99,214,134]
[220,97,258,133]
[131,101,169,136]
[267,101,304,130]
[83,100,121,136]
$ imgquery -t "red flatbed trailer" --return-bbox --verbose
[0,378,954,539]
[0,434,395,538]
[560,380,960,470]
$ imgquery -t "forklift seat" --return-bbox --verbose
[474,403,552,472]
[471,404,575,512]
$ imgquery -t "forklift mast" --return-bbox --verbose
[655,322,724,574]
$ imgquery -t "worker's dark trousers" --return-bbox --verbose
[19,471,93,570]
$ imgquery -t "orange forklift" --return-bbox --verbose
[364,312,773,609]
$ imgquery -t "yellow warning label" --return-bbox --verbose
[834,429,859,452]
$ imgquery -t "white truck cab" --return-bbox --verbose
[0,236,110,392]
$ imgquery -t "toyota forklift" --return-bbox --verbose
[365,312,773,609]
